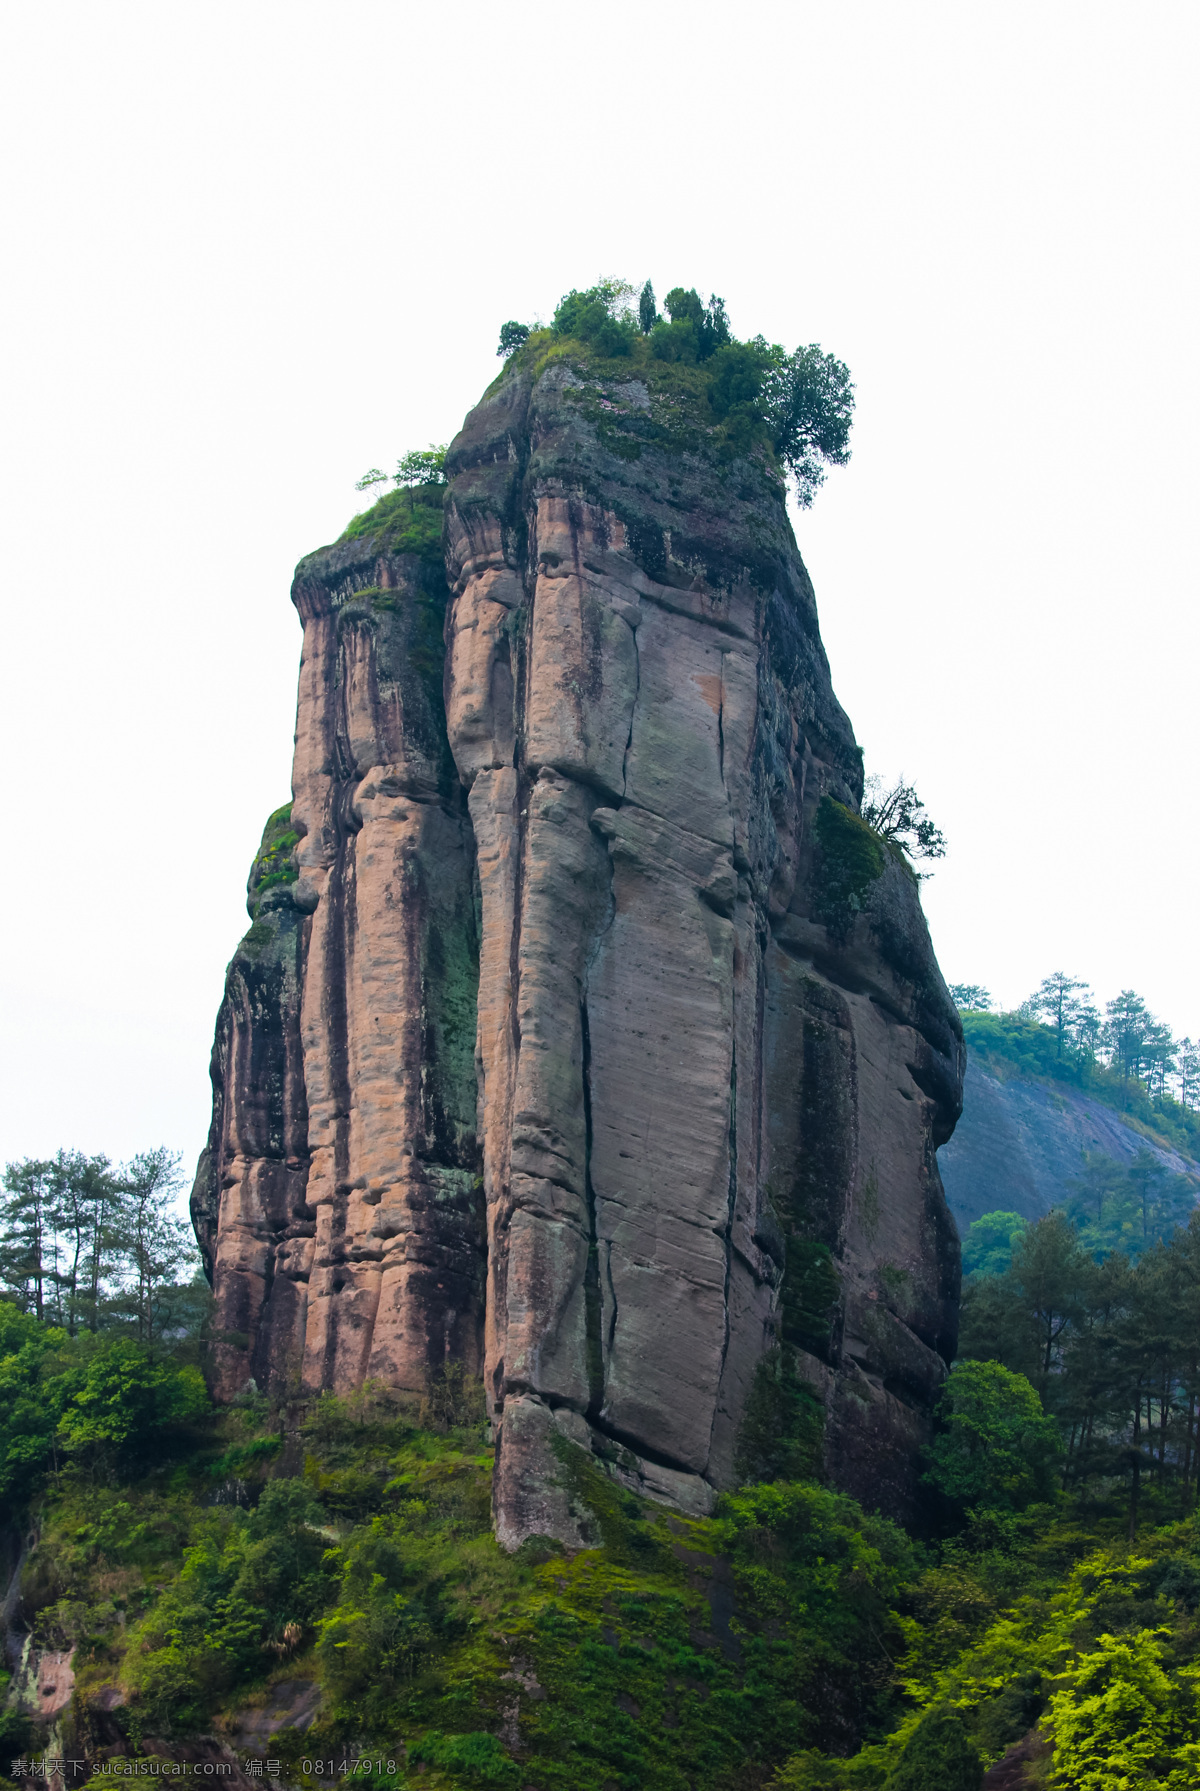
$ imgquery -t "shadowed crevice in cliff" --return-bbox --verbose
[580,1001,605,1424]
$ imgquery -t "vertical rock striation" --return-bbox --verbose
[194,354,964,1542]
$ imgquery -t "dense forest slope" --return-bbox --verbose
[9,1290,1200,1790]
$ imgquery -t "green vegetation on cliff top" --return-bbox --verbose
[342,279,855,552]
[338,482,445,563]
[493,277,854,509]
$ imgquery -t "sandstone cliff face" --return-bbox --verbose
[193,356,964,1542]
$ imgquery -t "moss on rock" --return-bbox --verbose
[339,484,446,563]
[247,803,298,917]
[812,796,886,935]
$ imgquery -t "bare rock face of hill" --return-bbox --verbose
[193,354,964,1544]
[938,1059,1199,1229]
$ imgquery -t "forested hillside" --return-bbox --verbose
[8,1140,1200,1786]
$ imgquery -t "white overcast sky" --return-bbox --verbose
[1,1,1197,1180]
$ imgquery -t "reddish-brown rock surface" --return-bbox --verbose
[193,355,964,1546]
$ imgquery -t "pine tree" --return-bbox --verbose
[1028,971,1091,1059]
[637,280,657,333]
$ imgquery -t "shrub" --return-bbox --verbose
[407,1730,519,1786]
[339,483,445,561]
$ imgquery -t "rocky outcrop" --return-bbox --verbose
[194,355,964,1542]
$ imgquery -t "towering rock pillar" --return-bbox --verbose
[195,351,964,1542]
[194,523,484,1399]
[440,362,963,1541]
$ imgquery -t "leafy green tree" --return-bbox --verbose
[957,1269,1024,1370]
[1010,1210,1092,1394]
[318,1517,440,1717]
[127,1478,335,1735]
[882,1704,983,1791]
[648,313,698,364]
[496,320,530,357]
[1074,998,1103,1060]
[395,444,448,487]
[697,293,731,358]
[706,340,769,422]
[108,1148,194,1343]
[1067,1150,1195,1259]
[1103,989,1175,1088]
[1057,1248,1135,1484]
[1068,1150,1133,1235]
[354,467,389,501]
[714,1480,916,1748]
[962,1211,1027,1278]
[1,1157,54,1318]
[763,342,855,507]
[1127,1150,1195,1246]
[649,287,731,365]
[42,1149,119,1334]
[924,1360,1062,1510]
[0,1709,35,1769]
[664,285,704,328]
[55,1339,208,1470]
[1176,1038,1200,1110]
[552,280,638,356]
[0,1306,63,1500]
[1046,1629,1200,1790]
